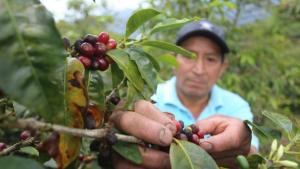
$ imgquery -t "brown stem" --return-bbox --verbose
[0,137,35,156]
[1,118,143,144]
[105,77,126,103]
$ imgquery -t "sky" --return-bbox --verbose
[40,0,143,21]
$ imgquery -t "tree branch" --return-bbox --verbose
[105,77,126,103]
[0,137,35,156]
[1,118,143,145]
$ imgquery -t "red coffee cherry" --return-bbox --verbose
[80,42,94,57]
[106,39,117,50]
[78,56,92,68]
[175,120,182,133]
[20,130,31,141]
[98,32,110,44]
[97,57,109,71]
[0,142,7,152]
[94,42,107,56]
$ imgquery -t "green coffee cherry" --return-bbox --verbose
[236,155,249,169]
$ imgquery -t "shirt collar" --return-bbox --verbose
[162,76,224,111]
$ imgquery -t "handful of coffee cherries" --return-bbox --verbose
[72,32,117,71]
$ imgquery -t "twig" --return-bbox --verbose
[0,110,15,121]
[105,77,126,103]
[2,118,143,145]
[0,137,35,156]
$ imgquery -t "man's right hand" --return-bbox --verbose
[109,100,176,169]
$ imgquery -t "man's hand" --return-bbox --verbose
[109,100,176,169]
[196,115,252,169]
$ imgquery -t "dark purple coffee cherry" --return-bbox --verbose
[109,95,120,105]
[94,42,107,56]
[89,139,100,152]
[79,42,94,57]
[91,59,100,70]
[74,39,84,53]
[78,56,92,69]
[106,131,117,145]
[97,57,109,71]
[190,124,199,134]
[83,34,98,45]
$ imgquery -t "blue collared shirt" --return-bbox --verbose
[151,76,259,148]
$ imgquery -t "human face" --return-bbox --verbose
[175,36,227,100]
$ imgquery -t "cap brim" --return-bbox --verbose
[175,30,230,54]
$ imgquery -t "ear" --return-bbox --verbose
[219,58,228,77]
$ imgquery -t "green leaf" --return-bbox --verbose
[244,120,271,140]
[87,71,105,110]
[19,146,39,156]
[113,141,143,165]
[126,47,158,92]
[0,156,44,169]
[247,154,266,169]
[111,62,124,88]
[107,49,144,93]
[0,0,65,121]
[170,139,218,169]
[125,8,161,38]
[141,40,196,59]
[262,111,293,135]
[123,82,138,109]
[149,18,198,35]
[157,53,179,68]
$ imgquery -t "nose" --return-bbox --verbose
[191,56,206,75]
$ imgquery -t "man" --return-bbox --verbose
[111,20,258,168]
[151,20,259,150]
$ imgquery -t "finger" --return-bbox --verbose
[138,145,171,169]
[195,115,229,135]
[134,100,177,135]
[110,111,173,146]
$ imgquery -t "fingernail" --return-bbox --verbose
[158,128,172,146]
[199,140,213,151]
[165,122,176,134]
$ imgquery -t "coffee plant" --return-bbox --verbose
[0,0,299,169]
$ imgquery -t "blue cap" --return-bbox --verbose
[175,20,229,54]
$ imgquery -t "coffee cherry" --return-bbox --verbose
[89,139,100,152]
[175,120,182,133]
[109,94,120,105]
[97,57,109,71]
[106,131,117,145]
[106,38,117,50]
[94,42,107,56]
[78,154,85,162]
[20,130,31,141]
[91,59,100,70]
[183,128,193,140]
[175,133,188,141]
[98,32,110,44]
[97,148,112,167]
[197,131,205,139]
[0,142,7,152]
[179,120,184,129]
[80,42,94,57]
[74,39,84,53]
[78,56,92,68]
[83,34,98,45]
[105,56,114,64]
[190,124,199,134]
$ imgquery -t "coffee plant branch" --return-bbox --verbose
[0,137,35,156]
[0,118,143,145]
